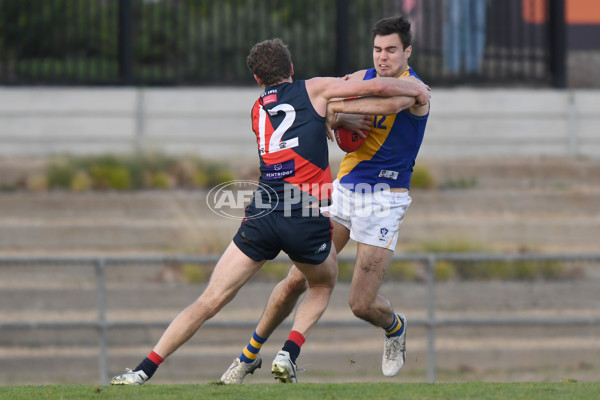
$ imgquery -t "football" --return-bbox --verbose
[334,126,369,152]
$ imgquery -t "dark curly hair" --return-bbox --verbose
[246,38,292,86]
[372,16,412,50]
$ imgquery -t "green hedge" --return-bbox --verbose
[46,153,235,191]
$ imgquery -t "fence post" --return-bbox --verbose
[118,0,134,85]
[95,259,109,385]
[335,0,349,76]
[549,0,567,88]
[135,88,146,154]
[567,91,579,156]
[426,255,437,382]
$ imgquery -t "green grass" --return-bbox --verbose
[1,382,598,400]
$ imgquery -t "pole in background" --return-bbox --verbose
[336,0,349,77]
[426,255,437,383]
[95,259,109,385]
[118,0,134,85]
[549,0,567,88]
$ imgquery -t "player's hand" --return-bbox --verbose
[337,113,372,138]
[325,103,336,141]
[401,75,430,107]
[413,80,431,107]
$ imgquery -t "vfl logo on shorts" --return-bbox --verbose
[378,227,389,242]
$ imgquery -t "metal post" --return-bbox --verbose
[118,0,133,85]
[95,259,109,385]
[549,0,567,88]
[426,255,437,382]
[335,0,349,77]
[135,88,146,154]
[567,91,579,157]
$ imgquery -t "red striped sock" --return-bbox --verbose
[148,351,164,366]
[287,330,306,347]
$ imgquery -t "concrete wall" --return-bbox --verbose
[0,87,598,161]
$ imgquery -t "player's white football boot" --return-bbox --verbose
[271,350,297,383]
[382,313,407,377]
[110,368,149,385]
[220,355,262,384]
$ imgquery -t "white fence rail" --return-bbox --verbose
[1,88,600,159]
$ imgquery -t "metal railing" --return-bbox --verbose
[0,0,564,87]
[2,252,600,384]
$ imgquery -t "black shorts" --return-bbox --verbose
[233,204,333,265]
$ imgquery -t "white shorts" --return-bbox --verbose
[321,180,412,250]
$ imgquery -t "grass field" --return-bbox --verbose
[1,381,598,400]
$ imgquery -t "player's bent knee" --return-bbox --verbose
[317,258,338,288]
[286,275,308,295]
[296,253,337,288]
[348,299,372,321]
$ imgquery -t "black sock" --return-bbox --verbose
[281,340,301,364]
[134,357,159,378]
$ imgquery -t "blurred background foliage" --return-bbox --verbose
[0,0,558,86]
[40,153,235,191]
[1,0,353,84]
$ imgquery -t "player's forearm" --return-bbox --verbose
[328,95,416,116]
[375,77,420,97]
[376,77,430,106]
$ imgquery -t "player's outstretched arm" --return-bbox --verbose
[315,76,426,102]
[330,95,417,116]
[306,75,428,118]
[325,95,418,139]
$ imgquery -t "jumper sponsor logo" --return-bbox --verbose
[379,170,399,180]
[262,94,277,105]
[261,89,278,105]
[264,160,295,180]
[206,180,278,220]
